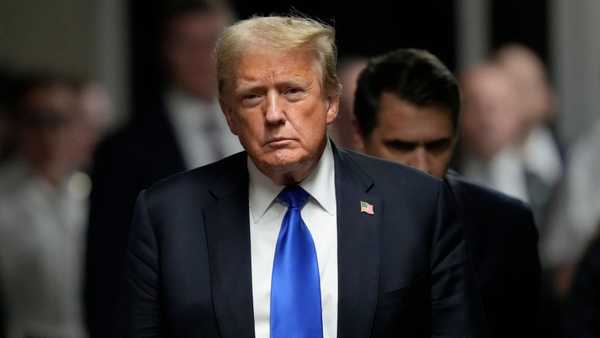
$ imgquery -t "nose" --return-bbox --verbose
[265,90,285,125]
[408,147,430,175]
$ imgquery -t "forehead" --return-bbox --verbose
[375,92,454,139]
[231,47,322,88]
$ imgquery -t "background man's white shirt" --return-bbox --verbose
[166,89,242,169]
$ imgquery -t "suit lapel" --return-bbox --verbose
[334,147,381,338]
[204,156,255,338]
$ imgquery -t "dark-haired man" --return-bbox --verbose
[354,48,541,338]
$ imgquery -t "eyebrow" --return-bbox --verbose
[383,137,452,145]
[235,76,313,92]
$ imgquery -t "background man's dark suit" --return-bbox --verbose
[85,106,186,338]
[446,173,541,338]
[563,233,600,338]
[127,146,467,338]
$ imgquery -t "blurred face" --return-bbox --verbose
[220,47,339,184]
[22,84,106,177]
[500,54,553,125]
[359,93,455,178]
[461,69,523,159]
[21,85,78,174]
[164,10,228,100]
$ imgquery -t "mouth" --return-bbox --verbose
[265,137,296,148]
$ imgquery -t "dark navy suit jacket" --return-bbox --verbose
[446,174,541,338]
[126,146,467,338]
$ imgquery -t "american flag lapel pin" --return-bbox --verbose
[360,201,375,215]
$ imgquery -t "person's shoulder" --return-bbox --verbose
[446,172,537,241]
[446,172,530,214]
[143,151,246,204]
[338,147,443,191]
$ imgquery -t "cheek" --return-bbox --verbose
[289,104,328,142]
[364,138,388,157]
[431,151,451,167]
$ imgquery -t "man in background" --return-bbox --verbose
[461,45,563,236]
[0,73,105,338]
[353,48,541,337]
[84,1,241,337]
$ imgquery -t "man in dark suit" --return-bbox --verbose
[353,48,541,337]
[126,16,467,338]
[84,2,241,337]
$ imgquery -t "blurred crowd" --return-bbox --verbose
[1,0,600,337]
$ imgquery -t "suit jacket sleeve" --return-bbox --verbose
[126,191,163,338]
[430,184,468,337]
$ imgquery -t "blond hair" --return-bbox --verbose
[215,15,340,96]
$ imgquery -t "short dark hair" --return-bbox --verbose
[354,48,460,138]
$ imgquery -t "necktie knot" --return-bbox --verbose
[278,185,309,209]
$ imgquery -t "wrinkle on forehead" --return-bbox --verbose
[232,46,324,90]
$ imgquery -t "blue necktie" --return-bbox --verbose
[271,186,323,338]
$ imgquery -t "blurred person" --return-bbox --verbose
[84,1,241,337]
[126,16,467,338]
[459,63,528,198]
[327,57,366,149]
[0,74,105,338]
[494,44,564,235]
[353,49,541,338]
[544,118,600,293]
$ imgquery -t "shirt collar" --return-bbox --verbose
[248,139,336,223]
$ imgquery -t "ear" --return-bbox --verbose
[219,96,238,135]
[325,93,340,125]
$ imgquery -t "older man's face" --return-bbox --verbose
[221,47,338,182]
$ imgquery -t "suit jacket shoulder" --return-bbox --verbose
[144,151,247,205]
[339,148,444,200]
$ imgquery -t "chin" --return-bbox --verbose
[266,149,307,168]
[253,148,312,175]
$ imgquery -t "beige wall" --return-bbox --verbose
[0,0,94,77]
[550,0,600,145]
[0,0,129,125]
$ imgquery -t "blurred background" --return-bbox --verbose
[0,0,599,337]
[3,0,599,140]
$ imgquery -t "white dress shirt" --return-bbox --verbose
[0,159,88,338]
[543,119,600,267]
[248,140,338,338]
[166,89,242,170]
[463,125,563,204]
